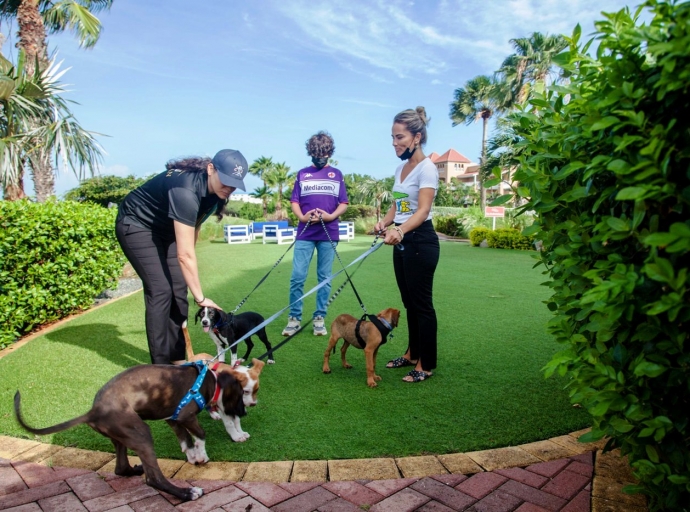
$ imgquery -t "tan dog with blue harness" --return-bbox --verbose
[322,308,400,387]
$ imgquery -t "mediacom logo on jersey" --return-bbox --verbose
[300,180,340,196]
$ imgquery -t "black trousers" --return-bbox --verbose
[393,219,440,371]
[115,221,187,364]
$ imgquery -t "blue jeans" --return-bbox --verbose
[289,240,337,320]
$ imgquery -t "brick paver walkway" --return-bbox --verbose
[0,448,647,512]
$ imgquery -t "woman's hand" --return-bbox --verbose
[196,297,221,310]
[374,220,388,234]
[383,227,403,246]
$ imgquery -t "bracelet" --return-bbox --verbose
[194,296,205,305]
[393,226,405,239]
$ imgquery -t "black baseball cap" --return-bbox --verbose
[212,149,248,191]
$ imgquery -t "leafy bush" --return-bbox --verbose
[433,215,464,237]
[511,2,690,509]
[0,200,126,348]
[342,204,376,221]
[64,175,151,207]
[239,202,263,221]
[469,227,490,246]
[486,228,535,250]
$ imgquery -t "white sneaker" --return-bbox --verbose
[313,316,327,336]
[282,317,301,336]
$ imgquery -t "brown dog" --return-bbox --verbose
[179,322,264,442]
[14,363,245,502]
[323,308,400,387]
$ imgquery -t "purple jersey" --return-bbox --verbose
[291,165,349,241]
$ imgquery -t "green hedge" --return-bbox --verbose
[433,215,464,238]
[0,200,126,348]
[511,2,690,509]
[342,204,376,221]
[469,227,490,246]
[469,227,534,250]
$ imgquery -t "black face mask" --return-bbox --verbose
[398,144,416,161]
[312,157,328,169]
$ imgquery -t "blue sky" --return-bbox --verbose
[3,0,635,197]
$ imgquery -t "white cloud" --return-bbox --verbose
[275,0,635,78]
[340,98,396,108]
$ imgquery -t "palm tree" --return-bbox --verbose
[357,177,393,221]
[449,75,504,210]
[0,53,102,198]
[249,185,272,218]
[1,0,112,200]
[264,162,292,219]
[496,32,567,107]
[249,156,273,188]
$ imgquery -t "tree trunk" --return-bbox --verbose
[4,178,27,200]
[479,116,488,211]
[18,0,56,201]
[29,151,55,202]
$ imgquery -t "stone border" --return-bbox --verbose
[0,429,646,510]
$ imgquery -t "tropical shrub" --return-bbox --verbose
[239,202,263,221]
[342,204,376,221]
[433,215,464,237]
[486,228,535,250]
[469,227,490,247]
[510,2,690,509]
[64,175,151,207]
[0,200,126,348]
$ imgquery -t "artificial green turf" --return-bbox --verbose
[0,238,590,462]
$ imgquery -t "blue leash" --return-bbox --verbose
[170,361,209,421]
[210,240,385,363]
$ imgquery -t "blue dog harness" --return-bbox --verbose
[170,361,211,421]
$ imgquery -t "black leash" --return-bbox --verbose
[231,217,314,313]
[318,214,371,316]
[254,229,384,362]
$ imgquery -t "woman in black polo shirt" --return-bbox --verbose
[115,149,247,364]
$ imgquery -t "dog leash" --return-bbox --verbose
[253,230,386,362]
[317,214,372,316]
[211,240,385,363]
[230,216,315,313]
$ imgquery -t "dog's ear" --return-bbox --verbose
[217,371,246,417]
[392,309,400,328]
[250,358,265,376]
[194,308,203,324]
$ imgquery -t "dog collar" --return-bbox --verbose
[206,362,223,414]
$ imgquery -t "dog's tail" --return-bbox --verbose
[14,391,90,436]
[182,320,195,361]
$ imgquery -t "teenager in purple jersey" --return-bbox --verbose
[282,132,349,337]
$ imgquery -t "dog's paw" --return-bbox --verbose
[323,368,331,374]
[267,359,275,364]
[374,375,382,382]
[188,487,204,501]
[367,380,379,388]
[209,410,222,420]
[344,363,353,369]
[231,432,250,442]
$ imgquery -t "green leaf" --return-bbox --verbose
[615,187,645,200]
[644,233,677,247]
[607,159,632,174]
[591,116,620,131]
[607,217,630,232]
[634,361,667,378]
[484,178,501,188]
[490,194,513,206]
[645,445,659,463]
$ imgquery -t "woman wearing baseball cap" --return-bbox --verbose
[115,149,248,364]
